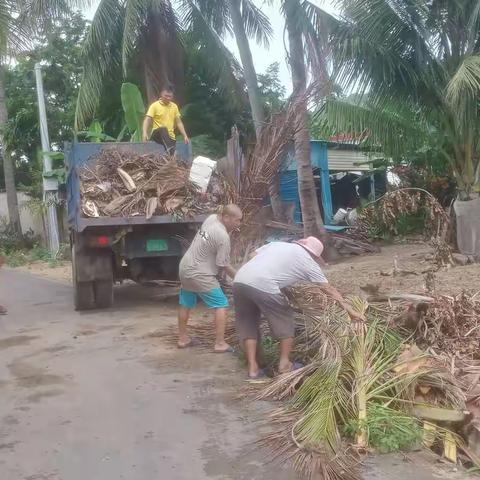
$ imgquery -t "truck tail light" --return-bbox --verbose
[88,235,111,247]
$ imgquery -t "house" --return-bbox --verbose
[279,140,386,225]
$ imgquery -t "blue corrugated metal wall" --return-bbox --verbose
[279,170,302,223]
[279,141,332,224]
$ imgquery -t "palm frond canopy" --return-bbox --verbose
[76,0,185,130]
[178,0,246,104]
[315,0,480,195]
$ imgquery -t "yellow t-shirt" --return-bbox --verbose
[146,100,181,140]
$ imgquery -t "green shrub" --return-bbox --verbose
[344,403,422,453]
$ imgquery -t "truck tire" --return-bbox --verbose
[72,244,96,311]
[94,279,113,308]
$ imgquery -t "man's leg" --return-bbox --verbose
[213,307,230,352]
[244,338,260,377]
[177,305,191,347]
[178,289,197,347]
[232,284,263,377]
[262,293,297,374]
[199,288,231,352]
[278,337,295,373]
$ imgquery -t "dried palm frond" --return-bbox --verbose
[154,319,238,349]
[259,409,360,480]
[357,188,450,239]
[78,148,234,218]
[257,293,467,479]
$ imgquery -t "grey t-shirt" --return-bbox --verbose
[234,242,328,294]
[179,214,231,292]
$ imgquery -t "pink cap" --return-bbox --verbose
[294,237,326,265]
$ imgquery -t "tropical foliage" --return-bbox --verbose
[2,11,88,193]
[317,0,480,199]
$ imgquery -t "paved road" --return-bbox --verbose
[0,270,468,480]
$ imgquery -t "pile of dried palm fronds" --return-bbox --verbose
[358,188,450,239]
[157,318,238,349]
[400,292,480,360]
[254,287,477,480]
[78,148,235,219]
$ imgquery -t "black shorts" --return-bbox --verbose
[151,127,176,154]
[233,283,295,341]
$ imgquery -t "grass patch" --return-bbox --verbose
[1,243,70,268]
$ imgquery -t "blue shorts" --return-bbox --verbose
[179,287,229,309]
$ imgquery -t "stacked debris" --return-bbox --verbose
[78,148,235,219]
[358,188,450,239]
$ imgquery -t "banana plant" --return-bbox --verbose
[78,120,117,142]
[120,82,145,142]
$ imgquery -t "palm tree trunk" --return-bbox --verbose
[0,64,21,236]
[228,0,286,220]
[227,0,265,138]
[284,0,328,241]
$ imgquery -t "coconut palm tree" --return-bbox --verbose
[315,0,480,253]
[320,0,480,201]
[179,0,272,138]
[282,0,336,240]
[75,0,248,131]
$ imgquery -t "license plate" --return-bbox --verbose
[146,239,168,252]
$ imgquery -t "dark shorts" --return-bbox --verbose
[233,283,295,341]
[151,127,176,154]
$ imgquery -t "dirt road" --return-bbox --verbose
[0,269,471,480]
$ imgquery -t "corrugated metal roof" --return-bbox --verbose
[327,149,374,171]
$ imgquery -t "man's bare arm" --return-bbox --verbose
[317,283,365,322]
[176,117,189,144]
[223,265,237,280]
[142,116,152,141]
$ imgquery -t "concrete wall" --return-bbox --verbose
[0,192,46,240]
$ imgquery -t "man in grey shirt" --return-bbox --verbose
[234,237,364,379]
[178,205,242,352]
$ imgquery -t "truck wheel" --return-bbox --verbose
[94,280,113,308]
[72,244,95,311]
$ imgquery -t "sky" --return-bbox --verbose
[84,0,339,94]
[224,0,338,93]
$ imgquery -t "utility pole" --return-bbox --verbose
[34,63,60,255]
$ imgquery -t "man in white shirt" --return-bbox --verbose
[233,237,364,379]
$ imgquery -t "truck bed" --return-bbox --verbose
[75,213,207,232]
[65,141,201,232]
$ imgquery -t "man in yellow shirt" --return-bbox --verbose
[142,85,189,154]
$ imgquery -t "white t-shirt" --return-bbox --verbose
[234,242,328,294]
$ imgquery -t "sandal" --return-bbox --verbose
[177,337,201,349]
[278,361,304,375]
[246,369,267,382]
[214,346,236,354]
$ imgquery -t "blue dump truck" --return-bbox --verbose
[66,142,205,310]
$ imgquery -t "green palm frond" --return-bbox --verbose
[331,0,441,106]
[179,0,246,104]
[75,0,124,130]
[122,0,149,74]
[317,97,429,160]
[445,55,480,126]
[190,0,231,36]
[240,0,272,47]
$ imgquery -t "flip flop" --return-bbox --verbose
[277,361,304,375]
[214,346,236,354]
[177,337,201,349]
[246,369,267,382]
[292,361,304,371]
